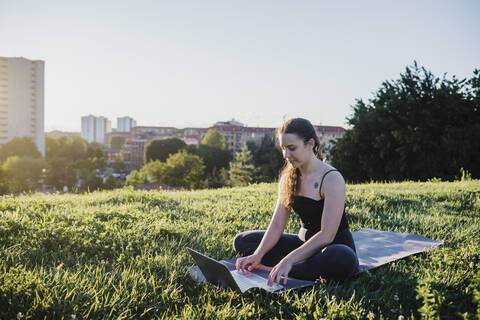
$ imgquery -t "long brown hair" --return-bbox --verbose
[276,118,320,210]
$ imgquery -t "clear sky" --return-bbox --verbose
[1,0,479,131]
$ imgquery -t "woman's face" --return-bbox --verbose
[279,133,314,168]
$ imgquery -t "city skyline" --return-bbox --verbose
[75,114,345,132]
[2,1,479,132]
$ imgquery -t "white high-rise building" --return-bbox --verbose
[117,116,136,132]
[0,57,45,156]
[81,115,111,144]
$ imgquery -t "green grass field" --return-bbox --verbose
[1,180,479,319]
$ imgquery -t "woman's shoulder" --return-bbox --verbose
[319,165,345,193]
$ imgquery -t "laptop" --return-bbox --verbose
[187,247,284,293]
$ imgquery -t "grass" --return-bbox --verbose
[0,180,479,319]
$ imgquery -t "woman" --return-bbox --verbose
[234,118,358,286]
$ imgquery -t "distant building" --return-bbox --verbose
[81,115,111,144]
[314,125,345,147]
[122,138,148,171]
[130,126,201,145]
[131,126,177,138]
[104,131,130,149]
[46,130,80,138]
[117,116,137,132]
[0,57,45,155]
[211,122,275,154]
[104,147,123,166]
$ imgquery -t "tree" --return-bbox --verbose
[71,136,89,161]
[103,174,121,189]
[143,160,167,182]
[77,168,103,192]
[195,144,231,176]
[45,157,76,191]
[45,135,61,159]
[0,137,41,162]
[110,135,126,150]
[44,136,106,191]
[161,150,205,189]
[127,152,205,189]
[331,62,480,182]
[45,136,86,162]
[2,156,46,193]
[87,142,104,159]
[111,160,126,173]
[228,144,255,187]
[144,138,186,163]
[0,168,9,194]
[246,135,284,182]
[126,169,148,187]
[201,129,228,150]
[206,166,229,188]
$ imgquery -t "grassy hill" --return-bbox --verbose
[1,180,479,319]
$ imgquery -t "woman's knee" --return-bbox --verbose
[232,230,264,254]
[291,244,358,281]
[233,232,247,253]
[321,244,358,279]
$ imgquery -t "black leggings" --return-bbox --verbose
[233,228,359,281]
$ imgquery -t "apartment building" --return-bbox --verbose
[0,57,45,155]
[130,126,177,138]
[122,138,148,171]
[81,115,111,144]
[212,121,275,153]
[117,116,137,132]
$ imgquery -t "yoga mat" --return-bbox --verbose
[188,228,443,291]
[353,228,443,273]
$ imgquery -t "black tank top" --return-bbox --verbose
[292,169,349,233]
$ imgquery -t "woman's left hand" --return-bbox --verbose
[267,258,293,287]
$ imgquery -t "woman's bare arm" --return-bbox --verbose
[252,198,290,257]
[235,181,290,271]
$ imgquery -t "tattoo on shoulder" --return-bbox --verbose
[314,182,319,189]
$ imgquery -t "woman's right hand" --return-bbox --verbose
[235,253,263,273]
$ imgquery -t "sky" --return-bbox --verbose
[1,0,479,132]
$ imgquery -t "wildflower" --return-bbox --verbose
[469,262,474,268]
[394,293,399,301]
[367,311,375,320]
[398,316,404,320]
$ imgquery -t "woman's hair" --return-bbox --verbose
[276,118,320,210]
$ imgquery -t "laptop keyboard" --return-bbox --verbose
[230,270,283,292]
